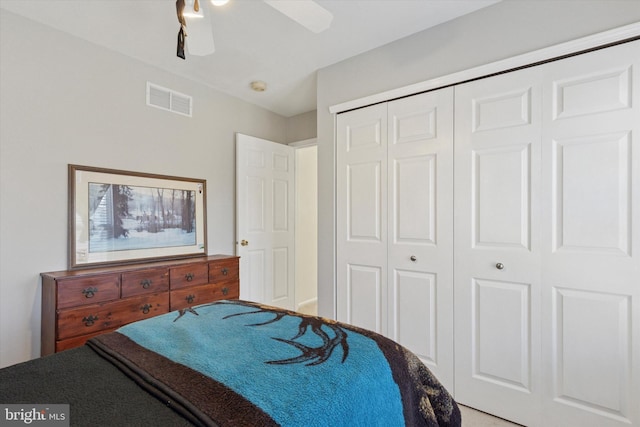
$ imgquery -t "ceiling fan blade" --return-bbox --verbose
[183,0,215,56]
[186,18,215,55]
[264,0,333,34]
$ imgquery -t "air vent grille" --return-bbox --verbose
[146,82,192,117]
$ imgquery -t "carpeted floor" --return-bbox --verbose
[460,405,523,426]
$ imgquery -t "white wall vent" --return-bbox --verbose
[146,82,192,117]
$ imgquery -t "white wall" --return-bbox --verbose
[0,10,291,367]
[316,0,640,318]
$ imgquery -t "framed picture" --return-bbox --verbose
[69,164,207,269]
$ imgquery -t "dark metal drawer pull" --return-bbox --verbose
[222,287,229,296]
[185,273,194,282]
[186,294,195,304]
[82,314,98,327]
[82,287,98,298]
[140,279,152,289]
[141,303,152,314]
[221,268,228,276]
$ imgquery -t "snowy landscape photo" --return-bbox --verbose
[88,183,196,253]
[69,165,207,269]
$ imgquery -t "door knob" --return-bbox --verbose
[410,255,417,262]
[496,263,505,270]
[240,240,249,246]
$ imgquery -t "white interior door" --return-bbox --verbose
[455,40,640,427]
[454,66,543,426]
[540,40,640,427]
[386,89,454,390]
[336,104,388,334]
[236,133,295,310]
[337,89,455,392]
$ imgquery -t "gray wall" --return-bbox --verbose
[316,0,640,318]
[0,10,294,367]
[285,110,317,143]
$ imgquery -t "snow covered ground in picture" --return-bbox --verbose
[88,183,196,253]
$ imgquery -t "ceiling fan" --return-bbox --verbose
[175,0,334,59]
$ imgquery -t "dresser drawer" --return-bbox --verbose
[57,274,120,309]
[121,267,169,297]
[216,281,240,300]
[57,293,169,340]
[56,328,117,352]
[170,263,209,289]
[170,282,239,311]
[209,258,239,284]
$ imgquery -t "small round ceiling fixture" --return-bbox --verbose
[250,81,267,92]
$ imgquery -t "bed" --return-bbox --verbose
[0,300,461,426]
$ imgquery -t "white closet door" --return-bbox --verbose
[387,89,454,390]
[540,40,640,427]
[454,67,543,426]
[336,104,388,334]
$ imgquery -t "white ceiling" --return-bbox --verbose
[0,0,500,117]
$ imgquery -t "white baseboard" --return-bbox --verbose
[297,298,318,315]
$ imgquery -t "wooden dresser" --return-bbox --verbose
[41,255,239,356]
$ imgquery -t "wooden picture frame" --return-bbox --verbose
[69,164,207,269]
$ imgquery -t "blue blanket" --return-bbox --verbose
[88,300,460,426]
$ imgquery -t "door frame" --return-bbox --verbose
[290,139,318,314]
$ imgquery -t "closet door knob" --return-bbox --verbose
[496,263,505,270]
[410,255,417,262]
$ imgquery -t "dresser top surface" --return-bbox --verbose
[41,255,239,279]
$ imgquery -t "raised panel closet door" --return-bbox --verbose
[336,104,388,335]
[454,67,543,426]
[387,88,454,391]
[540,40,640,427]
